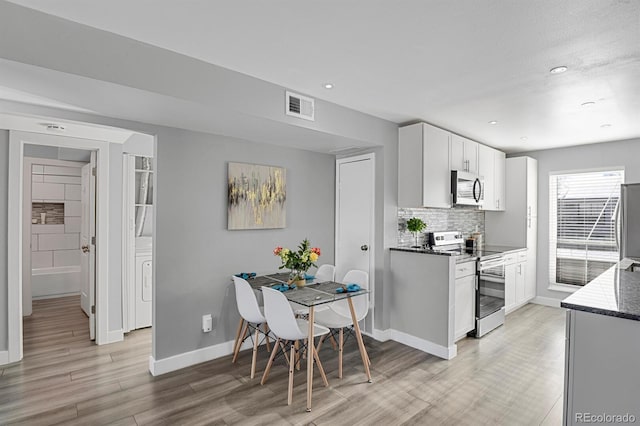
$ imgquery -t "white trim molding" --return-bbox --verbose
[6,131,113,365]
[389,329,457,360]
[531,296,562,308]
[106,329,125,344]
[149,339,255,376]
[367,328,392,342]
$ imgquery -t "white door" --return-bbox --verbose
[80,152,96,339]
[335,154,374,329]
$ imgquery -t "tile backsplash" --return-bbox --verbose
[398,207,485,247]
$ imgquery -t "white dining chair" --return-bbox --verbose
[260,286,330,405]
[290,264,335,317]
[232,276,271,379]
[313,269,370,378]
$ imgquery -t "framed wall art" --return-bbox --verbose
[227,162,286,230]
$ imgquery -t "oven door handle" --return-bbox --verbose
[479,259,506,270]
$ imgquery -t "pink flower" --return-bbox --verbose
[273,246,283,256]
[311,247,321,256]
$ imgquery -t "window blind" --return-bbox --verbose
[549,169,624,286]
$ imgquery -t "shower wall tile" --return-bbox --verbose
[32,224,65,234]
[44,175,81,184]
[32,251,53,269]
[64,201,81,217]
[54,250,81,267]
[32,182,65,200]
[397,207,485,247]
[38,234,80,251]
[64,184,81,201]
[64,217,81,233]
[43,165,82,176]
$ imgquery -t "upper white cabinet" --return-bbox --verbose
[494,150,506,211]
[478,144,506,211]
[398,123,452,208]
[450,134,478,174]
[398,122,506,210]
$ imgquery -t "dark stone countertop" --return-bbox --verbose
[390,245,525,263]
[561,258,640,321]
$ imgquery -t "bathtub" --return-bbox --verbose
[31,265,82,299]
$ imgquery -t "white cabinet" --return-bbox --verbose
[505,250,528,314]
[450,134,478,174]
[478,144,494,210]
[399,122,506,210]
[477,144,506,212]
[454,262,476,341]
[486,156,537,303]
[398,123,452,208]
[494,150,506,211]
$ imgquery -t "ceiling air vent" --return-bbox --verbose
[286,91,315,121]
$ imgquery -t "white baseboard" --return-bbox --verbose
[0,351,9,365]
[32,291,81,301]
[389,329,457,360]
[149,337,255,376]
[368,328,392,342]
[148,325,454,377]
[531,296,562,308]
[105,329,124,344]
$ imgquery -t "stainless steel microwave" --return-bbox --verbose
[451,170,484,206]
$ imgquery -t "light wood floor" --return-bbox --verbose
[0,296,565,425]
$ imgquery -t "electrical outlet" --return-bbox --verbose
[202,314,212,332]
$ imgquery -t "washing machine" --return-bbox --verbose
[135,237,152,329]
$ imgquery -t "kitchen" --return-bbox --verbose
[0,1,639,424]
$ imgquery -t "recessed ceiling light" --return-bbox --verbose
[550,66,568,74]
[488,120,498,125]
[581,101,595,107]
[600,123,612,128]
[323,83,334,89]
[520,137,528,141]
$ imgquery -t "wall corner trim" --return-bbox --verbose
[366,328,393,342]
[388,329,457,360]
[531,297,562,308]
[106,329,124,344]
[0,351,9,366]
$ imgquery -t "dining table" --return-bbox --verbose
[244,272,372,411]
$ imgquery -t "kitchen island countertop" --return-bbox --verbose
[561,258,640,321]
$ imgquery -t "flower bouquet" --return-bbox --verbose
[273,239,321,287]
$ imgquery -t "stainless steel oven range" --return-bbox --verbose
[469,253,506,337]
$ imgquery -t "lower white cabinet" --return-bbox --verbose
[505,251,531,314]
[454,263,476,341]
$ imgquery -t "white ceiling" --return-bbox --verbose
[4,0,640,153]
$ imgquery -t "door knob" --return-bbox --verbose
[360,245,369,251]
[82,245,90,253]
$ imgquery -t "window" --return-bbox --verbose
[549,169,624,287]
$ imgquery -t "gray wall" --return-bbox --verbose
[519,137,640,301]
[0,130,8,351]
[154,128,335,360]
[0,1,398,362]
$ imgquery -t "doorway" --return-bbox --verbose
[7,131,113,363]
[335,153,375,333]
[22,150,97,342]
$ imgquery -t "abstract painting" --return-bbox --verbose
[227,162,286,230]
